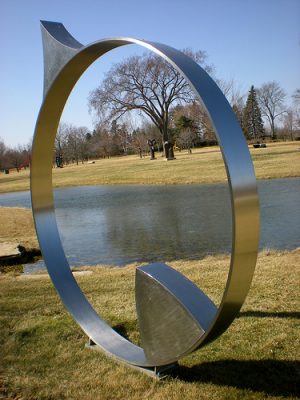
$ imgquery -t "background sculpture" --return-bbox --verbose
[31,21,259,376]
[147,139,156,160]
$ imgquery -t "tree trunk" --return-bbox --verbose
[160,121,176,160]
[271,118,276,140]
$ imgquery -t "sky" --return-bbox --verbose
[0,0,299,147]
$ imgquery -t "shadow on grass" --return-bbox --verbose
[112,323,130,341]
[239,311,300,319]
[173,359,299,397]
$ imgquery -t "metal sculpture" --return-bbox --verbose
[31,21,260,376]
[147,139,156,160]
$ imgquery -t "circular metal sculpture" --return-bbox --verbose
[31,21,260,374]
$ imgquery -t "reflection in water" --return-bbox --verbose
[54,184,232,267]
[98,185,231,263]
[0,178,299,272]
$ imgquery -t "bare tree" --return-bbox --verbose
[292,88,300,131]
[0,138,6,170]
[5,146,29,171]
[257,81,286,139]
[55,122,69,166]
[110,120,130,155]
[282,109,297,141]
[172,102,216,144]
[89,50,211,158]
[229,84,245,133]
[172,112,197,152]
[176,128,198,153]
[292,88,300,105]
[91,124,114,159]
[65,125,90,165]
[131,128,148,158]
[76,126,90,163]
[0,139,31,172]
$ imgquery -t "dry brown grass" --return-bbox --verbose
[0,207,38,249]
[0,148,299,398]
[0,249,299,399]
[0,141,299,193]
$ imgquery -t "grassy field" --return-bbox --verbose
[0,141,299,193]
[0,249,299,399]
[0,142,299,399]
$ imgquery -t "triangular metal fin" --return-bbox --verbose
[135,262,217,365]
[40,21,84,96]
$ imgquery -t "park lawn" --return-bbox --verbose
[0,141,299,193]
[0,249,299,400]
[0,207,38,250]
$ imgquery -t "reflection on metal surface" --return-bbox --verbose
[31,21,259,370]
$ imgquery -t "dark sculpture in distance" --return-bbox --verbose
[147,139,156,160]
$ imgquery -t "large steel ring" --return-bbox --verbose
[31,21,259,368]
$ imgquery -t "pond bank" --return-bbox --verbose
[0,243,41,273]
[0,207,40,273]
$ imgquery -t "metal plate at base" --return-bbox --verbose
[86,338,178,379]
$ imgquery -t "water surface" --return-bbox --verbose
[0,178,299,272]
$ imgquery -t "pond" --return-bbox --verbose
[0,178,299,273]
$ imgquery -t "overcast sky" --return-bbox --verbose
[0,0,299,147]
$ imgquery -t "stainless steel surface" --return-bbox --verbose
[135,263,217,365]
[41,21,83,96]
[31,21,259,367]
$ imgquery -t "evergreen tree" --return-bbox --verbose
[232,103,246,136]
[243,86,264,140]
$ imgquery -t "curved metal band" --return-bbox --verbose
[31,22,259,367]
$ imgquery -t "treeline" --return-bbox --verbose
[0,141,31,172]
[1,82,299,172]
[53,81,300,166]
[1,47,300,170]
[55,120,178,165]
[233,84,300,141]
[87,50,300,159]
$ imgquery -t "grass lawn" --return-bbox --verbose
[0,141,299,193]
[0,249,299,400]
[0,142,299,399]
[0,207,38,250]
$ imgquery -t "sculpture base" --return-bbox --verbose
[85,338,178,379]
